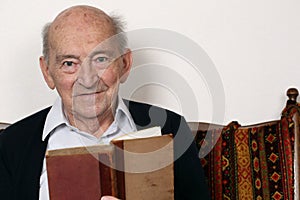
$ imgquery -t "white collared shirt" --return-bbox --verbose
[39,97,136,200]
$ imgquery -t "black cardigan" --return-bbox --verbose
[0,100,210,200]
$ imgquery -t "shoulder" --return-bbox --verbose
[124,99,182,118]
[0,107,51,180]
[0,107,51,146]
[123,99,187,135]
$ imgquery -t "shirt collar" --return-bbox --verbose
[42,96,136,141]
[42,98,67,141]
[115,96,136,132]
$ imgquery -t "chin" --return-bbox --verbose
[75,105,110,119]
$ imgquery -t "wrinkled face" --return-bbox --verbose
[40,10,131,123]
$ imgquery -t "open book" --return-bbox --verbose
[46,127,174,200]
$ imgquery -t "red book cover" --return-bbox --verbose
[46,145,117,200]
[46,134,174,200]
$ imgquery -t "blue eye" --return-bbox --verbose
[96,57,108,62]
[90,54,110,69]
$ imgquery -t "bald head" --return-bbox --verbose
[51,5,113,35]
[55,5,109,21]
[42,5,127,62]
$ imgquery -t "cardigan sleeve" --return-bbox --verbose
[123,100,210,199]
[169,114,210,200]
[0,131,13,199]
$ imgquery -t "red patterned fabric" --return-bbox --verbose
[196,122,239,199]
[194,103,299,200]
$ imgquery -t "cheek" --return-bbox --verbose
[53,72,77,93]
[100,67,121,87]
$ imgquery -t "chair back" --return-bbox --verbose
[188,88,300,200]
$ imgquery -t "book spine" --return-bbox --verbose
[113,141,126,199]
[98,153,118,196]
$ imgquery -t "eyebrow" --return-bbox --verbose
[55,55,80,63]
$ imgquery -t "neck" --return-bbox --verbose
[67,107,115,138]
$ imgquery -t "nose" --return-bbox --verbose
[77,61,99,88]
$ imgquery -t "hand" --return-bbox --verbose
[101,196,120,200]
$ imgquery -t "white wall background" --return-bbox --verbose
[0,0,299,125]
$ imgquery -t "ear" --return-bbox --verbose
[39,56,56,89]
[119,49,133,83]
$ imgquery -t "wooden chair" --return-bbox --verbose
[188,88,300,200]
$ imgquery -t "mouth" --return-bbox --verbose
[73,91,101,97]
[72,91,105,106]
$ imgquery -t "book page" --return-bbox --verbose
[112,126,161,141]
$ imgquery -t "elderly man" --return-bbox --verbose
[0,5,210,200]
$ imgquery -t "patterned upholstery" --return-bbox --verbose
[188,89,300,200]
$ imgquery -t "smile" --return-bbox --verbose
[73,90,104,97]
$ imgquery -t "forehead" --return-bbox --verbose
[49,7,115,54]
